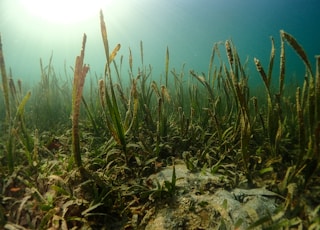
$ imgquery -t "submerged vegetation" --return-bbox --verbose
[1,10,320,229]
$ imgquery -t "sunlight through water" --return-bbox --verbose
[21,0,110,24]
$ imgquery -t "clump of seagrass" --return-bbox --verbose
[98,10,139,162]
[224,40,252,184]
[254,30,320,191]
[1,35,33,173]
[72,33,89,177]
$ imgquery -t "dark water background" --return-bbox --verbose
[1,0,320,87]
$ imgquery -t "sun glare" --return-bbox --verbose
[21,0,109,24]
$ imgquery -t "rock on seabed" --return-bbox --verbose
[145,162,282,230]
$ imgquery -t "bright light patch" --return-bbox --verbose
[21,0,109,24]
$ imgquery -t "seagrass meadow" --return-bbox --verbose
[1,10,320,229]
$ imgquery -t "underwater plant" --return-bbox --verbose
[1,9,320,229]
[1,35,33,173]
[0,35,10,125]
[71,33,89,176]
[98,10,138,162]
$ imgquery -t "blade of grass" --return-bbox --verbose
[165,46,169,87]
[0,34,10,126]
[279,35,285,96]
[267,36,275,86]
[296,87,305,169]
[140,40,144,66]
[315,55,320,125]
[72,33,89,175]
[280,30,313,76]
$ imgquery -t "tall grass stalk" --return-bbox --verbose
[315,55,320,122]
[0,35,14,172]
[72,33,89,174]
[0,35,10,126]
[165,46,169,88]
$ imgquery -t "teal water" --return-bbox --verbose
[1,0,319,86]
